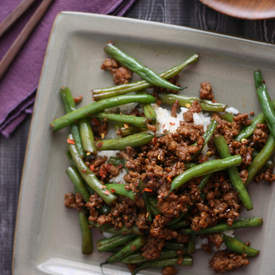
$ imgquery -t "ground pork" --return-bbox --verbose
[210,251,249,273]
[101,58,132,84]
[200,82,214,100]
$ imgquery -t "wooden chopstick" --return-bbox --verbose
[0,0,37,38]
[0,0,54,80]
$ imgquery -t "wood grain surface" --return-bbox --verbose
[1,0,275,274]
[201,0,275,20]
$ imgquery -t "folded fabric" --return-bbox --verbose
[0,0,136,138]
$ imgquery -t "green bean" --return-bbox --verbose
[223,234,259,257]
[122,250,178,264]
[104,43,181,91]
[92,54,199,100]
[171,155,242,191]
[142,193,153,222]
[185,162,196,169]
[66,166,90,202]
[79,210,93,255]
[192,120,217,151]
[89,221,142,235]
[167,213,185,227]
[68,134,116,205]
[60,87,84,157]
[118,125,141,137]
[99,205,111,215]
[148,197,160,216]
[133,257,193,275]
[143,104,156,123]
[254,71,275,139]
[214,135,253,210]
[159,94,227,112]
[96,113,147,128]
[51,94,155,131]
[220,112,234,122]
[106,183,135,200]
[236,100,275,142]
[79,119,96,154]
[164,241,185,250]
[247,135,275,184]
[96,132,153,150]
[198,175,210,200]
[187,236,196,254]
[97,234,136,252]
[105,236,145,263]
[168,220,189,230]
[198,175,210,191]
[183,217,263,234]
[108,156,125,167]
[203,120,217,147]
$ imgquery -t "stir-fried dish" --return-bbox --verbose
[50,43,275,274]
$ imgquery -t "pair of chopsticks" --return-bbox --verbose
[0,0,54,80]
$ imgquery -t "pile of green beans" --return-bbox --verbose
[254,71,275,139]
[68,134,117,205]
[53,48,275,273]
[132,257,193,275]
[96,112,147,128]
[223,234,259,257]
[182,217,263,234]
[60,87,84,157]
[214,135,253,210]
[171,155,242,191]
[96,132,153,150]
[92,54,199,101]
[104,43,181,91]
[51,94,155,131]
[159,93,227,112]
[96,234,136,252]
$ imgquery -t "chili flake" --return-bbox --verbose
[67,138,75,145]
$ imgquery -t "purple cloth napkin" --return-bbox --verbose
[0,0,136,138]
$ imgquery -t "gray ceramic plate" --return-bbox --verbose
[13,12,275,275]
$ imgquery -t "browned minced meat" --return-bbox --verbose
[162,266,177,275]
[171,100,179,117]
[255,167,275,183]
[84,155,122,180]
[230,140,253,166]
[233,113,251,127]
[252,123,269,145]
[64,193,84,210]
[200,82,214,100]
[64,79,270,273]
[150,215,178,240]
[101,58,132,84]
[191,175,240,231]
[207,233,224,249]
[154,75,181,95]
[183,101,202,122]
[210,251,249,273]
[91,118,108,140]
[141,237,165,260]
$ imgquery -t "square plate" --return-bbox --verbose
[13,12,275,275]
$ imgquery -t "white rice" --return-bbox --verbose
[193,112,211,131]
[153,104,211,134]
[97,150,119,158]
[111,169,127,184]
[223,230,235,237]
[226,106,239,115]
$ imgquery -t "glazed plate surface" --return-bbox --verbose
[13,12,275,275]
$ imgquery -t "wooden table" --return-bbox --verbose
[1,0,275,274]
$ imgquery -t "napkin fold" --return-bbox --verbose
[0,0,136,137]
